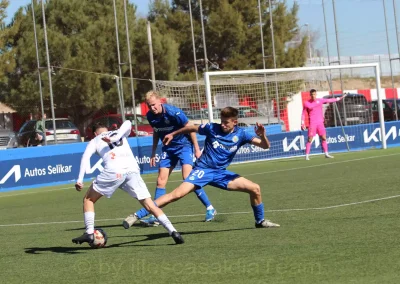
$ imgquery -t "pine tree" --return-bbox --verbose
[0,0,13,101]
[0,0,179,131]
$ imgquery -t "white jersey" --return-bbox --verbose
[77,120,139,183]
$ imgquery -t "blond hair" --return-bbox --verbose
[145,90,160,101]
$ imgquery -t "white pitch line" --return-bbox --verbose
[265,194,400,212]
[244,152,400,177]
[1,151,399,199]
[1,194,399,228]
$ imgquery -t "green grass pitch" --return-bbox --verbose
[1,148,400,284]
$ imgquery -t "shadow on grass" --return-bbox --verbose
[24,227,253,255]
[65,224,125,231]
[24,246,92,255]
[65,219,216,231]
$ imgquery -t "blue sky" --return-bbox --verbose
[288,0,400,57]
[5,0,400,57]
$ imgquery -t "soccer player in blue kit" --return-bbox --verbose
[123,91,216,229]
[150,106,280,228]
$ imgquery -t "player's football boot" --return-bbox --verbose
[205,208,217,222]
[255,219,280,228]
[72,233,94,244]
[139,215,160,227]
[171,231,184,244]
[122,213,139,229]
[325,154,334,159]
[305,155,310,161]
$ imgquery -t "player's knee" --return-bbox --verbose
[83,196,93,204]
[251,183,261,196]
[83,192,98,204]
[157,176,168,187]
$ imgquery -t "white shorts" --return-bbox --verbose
[92,171,151,200]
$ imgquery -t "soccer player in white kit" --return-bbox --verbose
[72,120,184,245]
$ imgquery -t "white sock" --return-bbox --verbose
[156,214,176,235]
[84,211,95,234]
[206,205,214,210]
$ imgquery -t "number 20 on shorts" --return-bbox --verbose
[191,170,205,179]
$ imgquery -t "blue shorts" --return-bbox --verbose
[159,145,194,169]
[183,167,240,190]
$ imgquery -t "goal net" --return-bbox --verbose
[154,63,387,163]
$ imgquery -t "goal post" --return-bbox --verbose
[203,62,387,151]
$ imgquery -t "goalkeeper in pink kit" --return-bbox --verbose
[301,89,346,160]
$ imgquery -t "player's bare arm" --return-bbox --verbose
[186,122,202,158]
[150,132,159,167]
[163,125,200,146]
[250,122,270,149]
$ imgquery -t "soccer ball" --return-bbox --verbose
[89,228,108,249]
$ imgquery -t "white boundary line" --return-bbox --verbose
[244,152,400,177]
[1,151,399,199]
[1,194,399,227]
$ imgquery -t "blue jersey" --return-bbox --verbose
[147,104,192,149]
[196,123,256,169]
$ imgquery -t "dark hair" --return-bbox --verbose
[92,122,107,134]
[220,107,238,119]
[310,89,317,94]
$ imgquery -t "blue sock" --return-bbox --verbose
[135,187,166,219]
[135,207,149,219]
[154,187,166,200]
[194,188,212,208]
[252,203,265,224]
